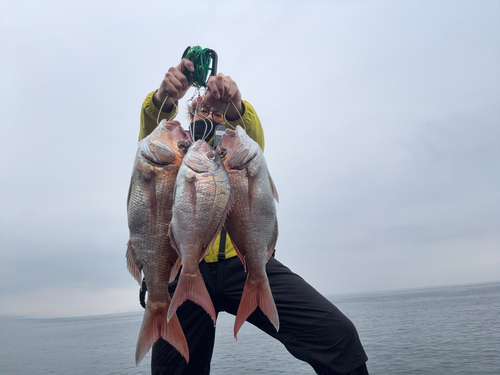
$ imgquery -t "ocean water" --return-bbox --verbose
[1,281,499,375]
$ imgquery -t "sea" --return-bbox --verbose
[1,281,499,375]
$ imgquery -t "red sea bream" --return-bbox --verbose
[217,126,280,338]
[126,120,191,365]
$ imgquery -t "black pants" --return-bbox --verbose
[152,256,368,375]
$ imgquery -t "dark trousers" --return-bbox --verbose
[151,256,368,375]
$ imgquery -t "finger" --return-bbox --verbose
[220,77,236,102]
[163,69,190,97]
[202,92,223,112]
[170,67,191,90]
[162,75,183,98]
[206,78,219,99]
[207,73,227,99]
[202,91,216,106]
[177,58,195,73]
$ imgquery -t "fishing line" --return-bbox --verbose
[156,94,178,125]
[188,93,214,142]
[223,100,246,131]
[191,114,214,142]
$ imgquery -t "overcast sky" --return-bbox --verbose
[1,0,499,318]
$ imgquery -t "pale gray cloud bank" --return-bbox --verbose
[1,0,499,317]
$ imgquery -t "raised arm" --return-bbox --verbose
[139,59,194,141]
[140,59,264,150]
[202,73,265,150]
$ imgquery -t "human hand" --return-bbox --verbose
[153,58,195,111]
[203,73,243,121]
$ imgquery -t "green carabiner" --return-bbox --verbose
[181,46,218,87]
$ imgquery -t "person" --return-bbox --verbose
[138,57,369,375]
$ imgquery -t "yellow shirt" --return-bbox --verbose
[139,91,265,262]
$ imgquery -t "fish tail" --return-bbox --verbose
[167,271,216,325]
[234,278,279,339]
[136,304,189,366]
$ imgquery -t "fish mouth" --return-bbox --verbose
[141,151,172,166]
[232,153,256,170]
[187,164,208,174]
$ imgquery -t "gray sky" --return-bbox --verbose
[1,0,499,318]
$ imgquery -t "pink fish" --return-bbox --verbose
[217,126,280,338]
[167,140,232,324]
[126,120,191,365]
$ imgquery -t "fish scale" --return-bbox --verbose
[167,140,233,324]
[217,126,280,338]
[126,120,191,366]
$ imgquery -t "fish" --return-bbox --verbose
[167,140,233,324]
[216,125,280,338]
[126,120,191,365]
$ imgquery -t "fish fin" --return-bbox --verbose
[135,303,189,366]
[168,226,182,258]
[217,191,235,243]
[267,229,278,261]
[226,189,236,217]
[127,178,133,208]
[268,173,279,203]
[231,241,247,272]
[126,241,142,285]
[202,234,219,263]
[169,257,182,284]
[234,278,279,339]
[168,270,216,325]
[217,188,235,238]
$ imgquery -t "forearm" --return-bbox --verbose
[139,90,179,141]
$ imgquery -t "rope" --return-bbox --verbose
[183,46,214,88]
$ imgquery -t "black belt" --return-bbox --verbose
[139,277,147,309]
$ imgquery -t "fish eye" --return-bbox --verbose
[178,140,191,151]
[207,151,215,160]
[218,148,227,158]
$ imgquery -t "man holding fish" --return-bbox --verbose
[129,54,369,375]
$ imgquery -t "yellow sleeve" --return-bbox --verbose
[225,100,265,150]
[139,90,179,141]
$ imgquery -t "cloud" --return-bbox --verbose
[1,0,499,317]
